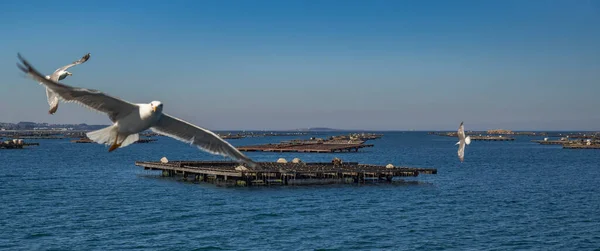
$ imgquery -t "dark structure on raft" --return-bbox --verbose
[1,140,39,149]
[71,137,157,144]
[532,138,600,149]
[238,143,374,153]
[469,136,515,141]
[134,160,437,186]
[563,144,600,149]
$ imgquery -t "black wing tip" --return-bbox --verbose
[16,54,45,79]
[82,53,91,61]
[17,53,26,64]
[16,62,27,74]
[16,53,30,74]
[73,53,91,64]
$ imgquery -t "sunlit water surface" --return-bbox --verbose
[1,132,599,250]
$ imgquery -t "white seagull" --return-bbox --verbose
[17,54,259,168]
[456,121,471,162]
[44,53,91,114]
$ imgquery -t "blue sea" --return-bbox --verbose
[1,132,599,250]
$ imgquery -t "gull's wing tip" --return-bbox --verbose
[16,62,28,74]
[16,53,30,67]
[16,53,30,74]
[243,159,261,169]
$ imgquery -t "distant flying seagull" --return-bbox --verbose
[456,121,471,162]
[17,54,259,168]
[44,53,91,114]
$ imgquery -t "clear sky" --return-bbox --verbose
[0,0,598,130]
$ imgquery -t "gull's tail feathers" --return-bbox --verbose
[455,141,460,145]
[86,125,117,145]
[120,133,139,148]
[465,136,471,145]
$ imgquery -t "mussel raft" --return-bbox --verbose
[135,158,437,187]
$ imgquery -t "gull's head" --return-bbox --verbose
[149,101,163,113]
[58,71,73,80]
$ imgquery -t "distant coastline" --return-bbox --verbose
[1,121,598,132]
[0,122,108,131]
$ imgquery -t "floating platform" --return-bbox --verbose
[531,140,568,145]
[10,135,65,139]
[238,142,374,153]
[214,132,310,139]
[134,160,437,186]
[71,137,157,144]
[563,145,600,149]
[329,133,383,141]
[218,134,244,139]
[71,138,94,143]
[1,141,39,149]
[135,138,157,143]
[470,136,515,141]
[430,132,515,141]
[532,139,594,146]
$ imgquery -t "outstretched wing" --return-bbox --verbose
[457,141,465,162]
[17,54,136,122]
[49,53,91,80]
[151,113,259,169]
[45,87,60,114]
[457,121,465,140]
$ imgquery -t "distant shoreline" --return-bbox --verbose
[0,122,597,132]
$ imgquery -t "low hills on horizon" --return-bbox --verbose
[0,122,596,132]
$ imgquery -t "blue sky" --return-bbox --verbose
[0,0,598,130]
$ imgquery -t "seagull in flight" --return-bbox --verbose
[44,53,91,114]
[456,121,471,162]
[17,54,259,169]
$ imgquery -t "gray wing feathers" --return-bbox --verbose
[457,141,465,162]
[17,54,136,122]
[45,87,59,114]
[457,122,465,140]
[50,53,91,80]
[150,114,259,168]
[457,122,466,162]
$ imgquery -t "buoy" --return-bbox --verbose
[332,157,342,165]
[160,157,168,163]
[386,164,394,169]
[235,165,248,171]
[292,158,302,163]
[277,158,287,163]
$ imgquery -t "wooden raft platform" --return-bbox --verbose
[1,141,39,149]
[470,136,515,141]
[531,140,569,145]
[71,137,157,144]
[238,143,374,153]
[134,160,437,186]
[431,133,515,141]
[10,135,65,139]
[563,145,600,149]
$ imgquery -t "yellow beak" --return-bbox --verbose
[152,106,157,112]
